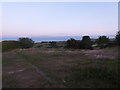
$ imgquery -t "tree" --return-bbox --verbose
[66,38,77,48]
[81,36,92,49]
[18,37,34,49]
[97,36,110,48]
[116,31,120,46]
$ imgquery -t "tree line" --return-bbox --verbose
[66,36,109,49]
[18,31,120,49]
[66,31,120,49]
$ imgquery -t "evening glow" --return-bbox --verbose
[2,2,118,38]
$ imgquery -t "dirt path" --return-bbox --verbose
[17,51,66,88]
[3,51,66,88]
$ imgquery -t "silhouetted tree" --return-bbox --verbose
[116,31,120,46]
[81,36,92,49]
[97,36,110,48]
[18,37,34,49]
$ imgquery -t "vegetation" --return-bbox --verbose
[66,36,92,49]
[2,34,119,88]
[2,47,118,88]
[97,36,110,49]
[2,37,34,52]
[81,36,92,49]
[2,41,21,52]
[66,38,78,49]
[0,42,2,52]
[116,31,120,46]
[2,34,119,52]
[18,37,34,49]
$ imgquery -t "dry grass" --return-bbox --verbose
[2,47,118,88]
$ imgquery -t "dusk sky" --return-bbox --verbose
[2,2,118,38]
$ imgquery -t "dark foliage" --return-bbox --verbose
[81,36,93,49]
[66,38,78,49]
[18,37,34,49]
[66,36,92,49]
[116,31,120,46]
[49,41,57,48]
[97,36,110,49]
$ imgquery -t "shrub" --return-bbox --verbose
[49,41,57,48]
[116,31,120,46]
[97,36,110,48]
[66,38,78,49]
[81,36,93,49]
[18,37,34,49]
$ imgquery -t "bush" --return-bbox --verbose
[18,37,34,49]
[49,41,57,48]
[81,36,93,49]
[66,38,78,49]
[97,36,110,49]
[66,36,93,49]
[116,31,120,46]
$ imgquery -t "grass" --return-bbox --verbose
[2,41,21,52]
[0,42,2,52]
[63,65,117,88]
[2,47,118,88]
[2,74,19,88]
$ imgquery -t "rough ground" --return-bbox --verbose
[2,47,118,88]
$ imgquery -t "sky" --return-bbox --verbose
[2,2,118,39]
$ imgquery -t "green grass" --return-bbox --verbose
[54,57,118,88]
[2,41,21,52]
[63,66,117,88]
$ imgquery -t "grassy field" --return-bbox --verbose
[2,47,118,88]
[34,41,66,48]
[2,41,21,52]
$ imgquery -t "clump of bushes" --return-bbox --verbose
[96,36,110,49]
[66,36,93,49]
[66,38,78,49]
[80,36,92,49]
[116,31,120,46]
[66,34,119,49]
[18,37,34,49]
[2,37,35,52]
